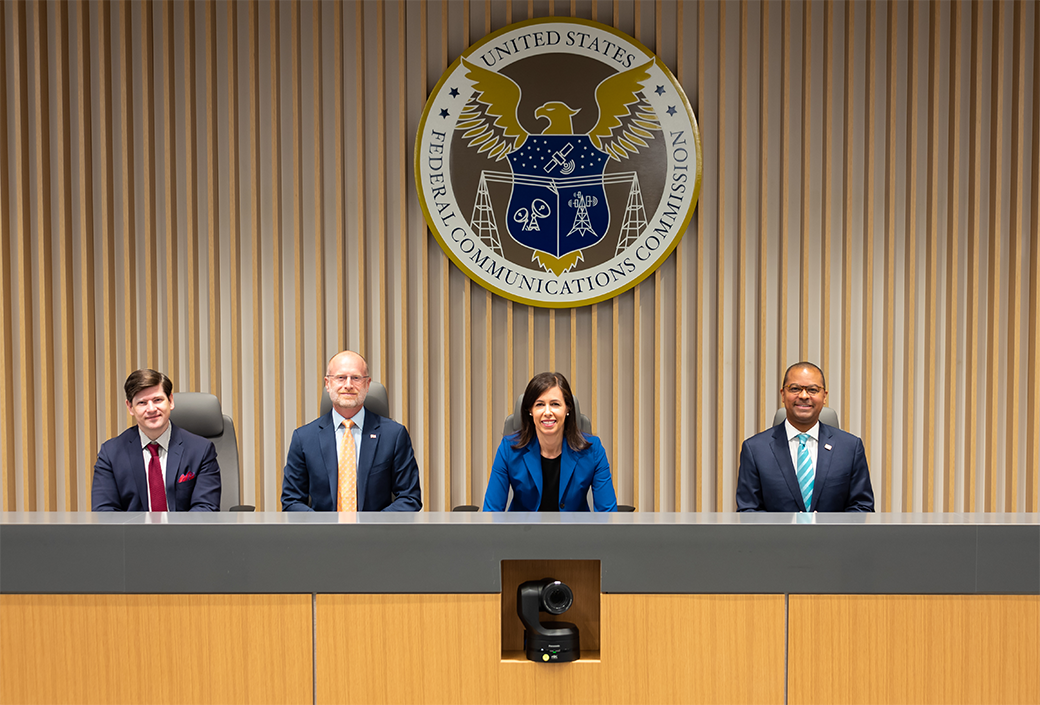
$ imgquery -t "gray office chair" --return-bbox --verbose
[320,381,390,419]
[169,392,252,511]
[772,406,840,429]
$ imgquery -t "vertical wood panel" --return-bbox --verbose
[95,1,117,447]
[901,1,919,511]
[247,0,264,509]
[694,0,705,513]
[758,0,772,447]
[11,0,36,511]
[440,2,451,511]
[943,0,963,512]
[334,2,345,351]
[204,0,221,400]
[30,0,56,510]
[714,1,725,512]
[54,1,77,510]
[861,1,876,488]
[840,0,854,437]
[161,1,179,383]
[779,0,790,429]
[735,0,747,513]
[139,1,158,367]
[798,0,811,359]
[377,1,389,380]
[356,1,368,352]
[225,1,244,498]
[1028,0,1040,514]
[400,2,411,426]
[964,0,984,512]
[273,1,287,499]
[1005,0,1027,513]
[984,1,1005,513]
[420,0,430,508]
[0,2,16,510]
[674,0,685,510]
[923,0,941,512]
[312,2,327,407]
[182,1,201,393]
[881,2,898,512]
[118,1,138,380]
[820,1,833,380]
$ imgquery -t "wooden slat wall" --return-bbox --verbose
[1,0,1038,514]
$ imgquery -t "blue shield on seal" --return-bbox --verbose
[505,135,610,257]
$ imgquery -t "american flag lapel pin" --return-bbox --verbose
[824,443,832,451]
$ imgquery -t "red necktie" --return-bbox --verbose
[146,442,169,511]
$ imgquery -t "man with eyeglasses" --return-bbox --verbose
[736,361,874,512]
[281,350,421,511]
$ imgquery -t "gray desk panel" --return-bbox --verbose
[2,513,1038,595]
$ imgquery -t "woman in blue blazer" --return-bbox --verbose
[482,372,618,512]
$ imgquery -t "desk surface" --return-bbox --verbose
[2,512,1037,594]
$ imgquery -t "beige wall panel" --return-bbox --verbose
[316,593,784,705]
[788,594,1040,705]
[0,0,1038,513]
[0,594,312,705]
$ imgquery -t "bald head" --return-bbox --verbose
[324,351,371,418]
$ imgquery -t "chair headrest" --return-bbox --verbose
[772,406,840,430]
[320,381,390,419]
[169,392,225,438]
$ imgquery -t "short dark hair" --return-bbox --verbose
[781,361,827,390]
[513,372,590,452]
[124,369,173,403]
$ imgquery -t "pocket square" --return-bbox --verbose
[177,470,196,483]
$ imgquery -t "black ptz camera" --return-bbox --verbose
[517,578,580,663]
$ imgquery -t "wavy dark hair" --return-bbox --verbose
[124,368,173,403]
[512,372,590,452]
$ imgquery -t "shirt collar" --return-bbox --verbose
[785,419,820,442]
[139,422,172,451]
[332,405,365,432]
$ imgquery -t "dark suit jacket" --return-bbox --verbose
[735,422,874,512]
[91,424,221,511]
[281,411,421,511]
[481,434,618,512]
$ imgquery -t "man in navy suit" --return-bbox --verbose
[736,362,874,512]
[91,369,221,512]
[281,350,421,512]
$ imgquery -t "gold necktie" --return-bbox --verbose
[338,419,357,511]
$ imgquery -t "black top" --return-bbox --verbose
[539,455,562,512]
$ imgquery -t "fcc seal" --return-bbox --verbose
[415,17,701,308]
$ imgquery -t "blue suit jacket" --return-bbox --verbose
[91,424,221,511]
[281,411,421,511]
[482,434,618,512]
[735,422,874,512]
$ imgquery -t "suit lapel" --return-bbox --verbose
[769,424,807,511]
[811,424,835,510]
[126,430,149,510]
[356,413,381,511]
[319,413,339,504]
[166,425,185,508]
[559,444,577,506]
[523,440,543,504]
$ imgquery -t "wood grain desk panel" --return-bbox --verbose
[0,594,311,705]
[788,595,1040,705]
[316,593,784,705]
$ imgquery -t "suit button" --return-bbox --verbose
[559,502,565,509]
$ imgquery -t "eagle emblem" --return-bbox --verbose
[457,58,662,276]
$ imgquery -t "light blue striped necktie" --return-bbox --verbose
[796,433,814,511]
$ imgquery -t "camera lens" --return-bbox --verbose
[540,581,573,614]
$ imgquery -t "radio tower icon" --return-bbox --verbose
[567,191,596,237]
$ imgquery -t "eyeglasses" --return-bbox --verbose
[326,374,369,386]
[783,384,825,396]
